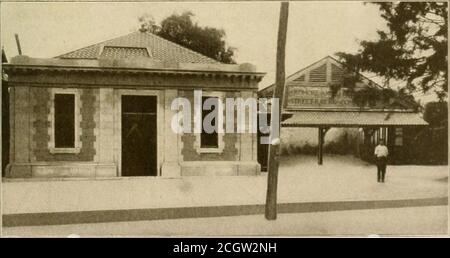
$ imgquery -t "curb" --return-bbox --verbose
[3,197,447,227]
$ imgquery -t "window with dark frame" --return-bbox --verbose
[54,93,75,148]
[201,96,219,148]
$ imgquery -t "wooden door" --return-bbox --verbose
[121,95,157,176]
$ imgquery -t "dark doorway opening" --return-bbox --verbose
[257,112,270,172]
[121,95,157,177]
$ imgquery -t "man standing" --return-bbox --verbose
[374,139,389,183]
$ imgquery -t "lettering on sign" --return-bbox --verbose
[285,85,355,109]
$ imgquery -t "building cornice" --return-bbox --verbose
[3,55,266,82]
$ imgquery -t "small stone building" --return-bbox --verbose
[3,31,265,178]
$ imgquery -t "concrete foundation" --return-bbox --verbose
[180,161,260,176]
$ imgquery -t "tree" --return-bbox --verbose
[138,14,160,34]
[417,101,448,164]
[423,101,448,126]
[336,2,448,100]
[139,11,236,64]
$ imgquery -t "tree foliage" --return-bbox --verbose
[336,2,448,100]
[423,101,448,126]
[139,12,236,64]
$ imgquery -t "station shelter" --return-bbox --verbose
[258,56,428,170]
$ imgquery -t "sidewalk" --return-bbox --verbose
[3,155,448,226]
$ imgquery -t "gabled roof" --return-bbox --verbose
[259,55,419,111]
[259,55,383,95]
[56,31,219,64]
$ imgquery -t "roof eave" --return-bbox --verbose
[281,123,428,127]
[4,56,266,80]
[3,64,266,83]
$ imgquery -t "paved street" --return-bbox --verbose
[4,206,447,237]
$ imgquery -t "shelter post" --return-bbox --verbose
[317,127,329,165]
[318,127,323,165]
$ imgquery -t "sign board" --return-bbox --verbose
[285,85,356,109]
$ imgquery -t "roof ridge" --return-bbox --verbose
[55,30,220,64]
[54,31,138,58]
[143,31,219,63]
[259,56,330,93]
[327,55,384,89]
[259,55,384,93]
[285,56,329,82]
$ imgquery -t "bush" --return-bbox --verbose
[280,130,358,156]
[324,131,355,155]
[281,143,317,155]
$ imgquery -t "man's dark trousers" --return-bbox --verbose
[376,157,387,182]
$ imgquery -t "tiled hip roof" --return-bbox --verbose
[56,31,219,64]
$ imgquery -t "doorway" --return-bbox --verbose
[121,95,157,176]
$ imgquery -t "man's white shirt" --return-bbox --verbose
[374,145,389,157]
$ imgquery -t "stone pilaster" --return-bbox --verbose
[96,88,116,177]
[8,86,32,178]
[239,91,254,161]
[161,89,181,177]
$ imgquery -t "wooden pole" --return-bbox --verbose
[14,34,22,55]
[318,128,323,165]
[265,1,289,221]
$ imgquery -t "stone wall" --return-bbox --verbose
[6,69,261,178]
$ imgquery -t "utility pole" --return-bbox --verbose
[265,1,289,220]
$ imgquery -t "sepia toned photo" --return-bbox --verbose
[0,0,448,239]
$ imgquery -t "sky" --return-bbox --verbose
[1,1,387,89]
